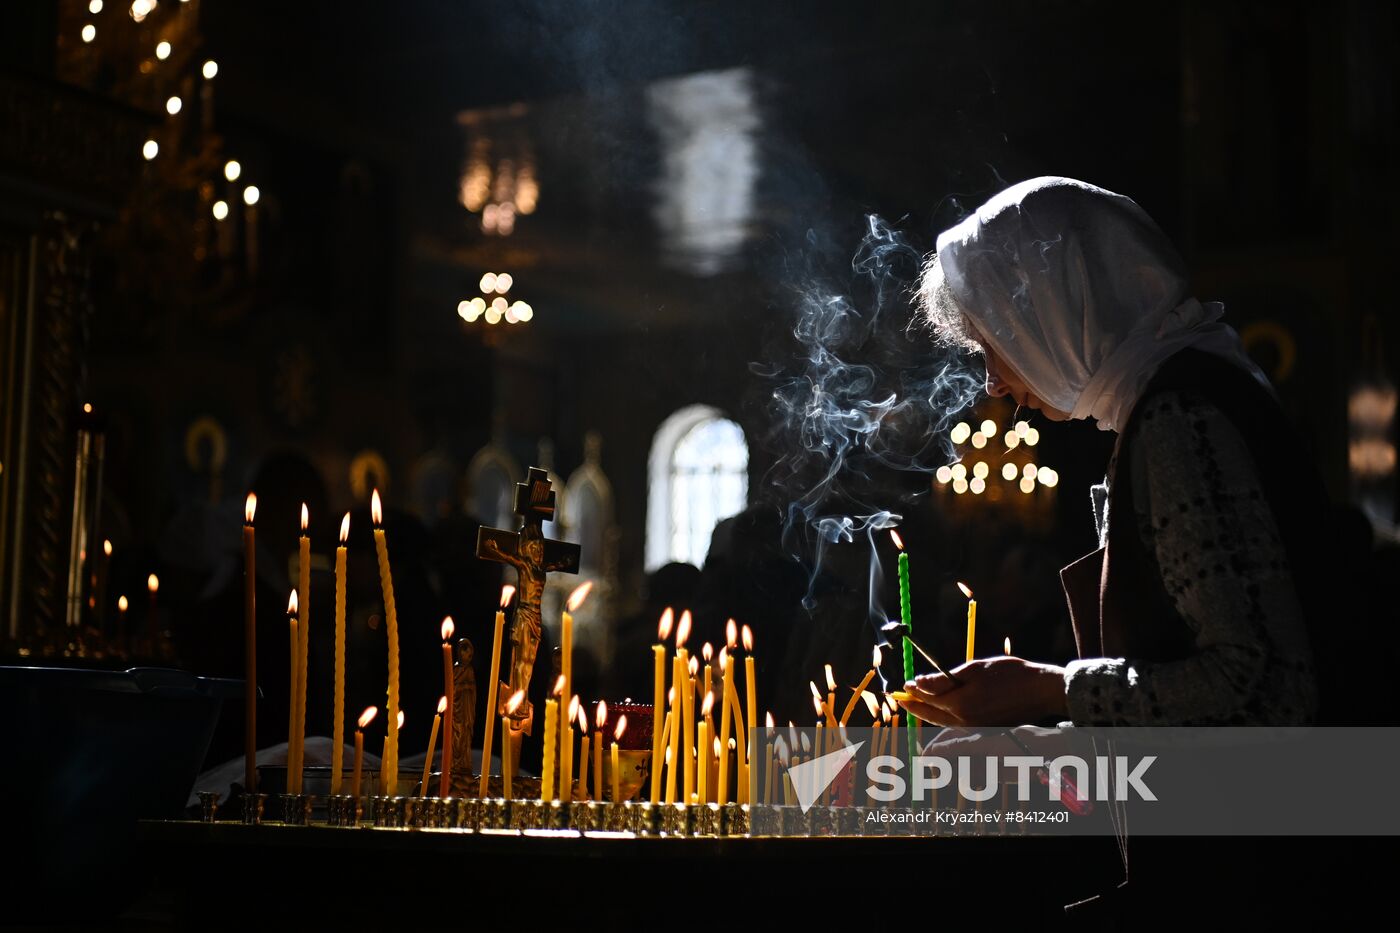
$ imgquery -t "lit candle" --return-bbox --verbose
[502,690,525,799]
[677,611,695,803]
[331,512,348,795]
[763,714,776,805]
[561,582,592,803]
[665,675,681,804]
[718,620,736,803]
[480,586,515,798]
[578,711,590,801]
[565,694,580,801]
[420,696,445,797]
[439,617,455,798]
[701,643,714,705]
[285,588,298,786]
[840,646,881,725]
[352,705,377,800]
[741,624,756,804]
[650,609,672,804]
[824,663,837,728]
[371,491,401,796]
[540,697,558,803]
[294,504,310,794]
[611,715,626,803]
[960,581,977,662]
[117,595,128,652]
[146,573,159,656]
[95,539,112,632]
[242,494,258,796]
[593,701,606,803]
[698,691,714,804]
[892,530,916,767]
[1004,636,1011,656]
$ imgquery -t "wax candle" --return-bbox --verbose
[540,698,558,802]
[560,582,591,803]
[329,512,347,794]
[564,694,580,801]
[611,715,626,802]
[503,690,525,799]
[841,646,881,725]
[698,691,713,804]
[480,586,514,798]
[593,701,605,804]
[243,494,258,795]
[421,696,445,797]
[370,491,400,795]
[665,667,681,804]
[147,573,159,656]
[960,581,976,662]
[718,648,734,803]
[702,642,714,705]
[353,705,376,800]
[439,617,455,798]
[891,530,916,768]
[742,626,757,802]
[650,609,672,804]
[117,595,128,652]
[677,611,695,802]
[285,589,298,782]
[292,504,310,794]
[579,717,590,801]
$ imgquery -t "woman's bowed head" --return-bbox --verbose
[899,176,1323,730]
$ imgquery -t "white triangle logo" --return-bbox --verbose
[789,741,865,813]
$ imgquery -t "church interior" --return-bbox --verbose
[2,0,1396,925]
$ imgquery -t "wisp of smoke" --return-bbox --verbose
[761,214,983,634]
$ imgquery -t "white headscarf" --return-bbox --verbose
[935,177,1270,432]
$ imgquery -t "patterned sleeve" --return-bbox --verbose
[1063,391,1317,726]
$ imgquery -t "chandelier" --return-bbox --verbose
[457,110,538,237]
[458,272,534,326]
[935,418,1059,497]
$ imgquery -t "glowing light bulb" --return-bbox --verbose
[951,422,971,445]
[495,273,513,293]
[1025,427,1040,446]
[504,307,519,324]
[141,139,159,160]
[484,307,502,325]
[516,303,533,322]
[935,465,953,484]
[1036,466,1054,486]
[980,420,997,436]
[155,40,171,59]
[972,461,989,480]
[479,273,497,293]
[1005,431,1020,449]
[242,185,260,205]
[1041,468,1059,488]
[1022,463,1037,479]
[81,24,96,42]
[212,200,229,221]
[165,96,181,115]
[970,477,986,495]
[470,297,486,312]
[971,432,987,449]
[202,60,218,79]
[491,296,507,311]
[1015,420,1030,438]
[1001,463,1018,481]
[1019,476,1035,494]
[952,477,969,495]
[951,462,967,481]
[224,160,241,182]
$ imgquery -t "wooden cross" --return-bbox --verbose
[476,467,580,734]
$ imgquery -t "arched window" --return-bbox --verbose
[647,405,749,571]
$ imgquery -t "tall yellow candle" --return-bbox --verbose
[741,625,757,803]
[678,610,695,802]
[560,582,591,803]
[352,706,376,800]
[295,504,310,794]
[439,617,455,798]
[579,733,590,800]
[285,589,298,789]
[242,495,258,797]
[420,696,445,797]
[697,692,713,804]
[502,690,524,799]
[717,649,734,804]
[540,698,558,802]
[594,701,606,803]
[371,491,400,795]
[960,581,977,663]
[702,642,714,705]
[665,665,682,804]
[650,609,672,803]
[331,513,348,795]
[479,586,514,798]
[611,715,626,802]
[840,648,880,725]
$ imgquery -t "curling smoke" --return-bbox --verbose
[762,215,982,632]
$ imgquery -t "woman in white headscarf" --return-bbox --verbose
[899,177,1331,727]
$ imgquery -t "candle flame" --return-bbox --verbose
[437,695,447,715]
[729,737,737,750]
[725,618,737,648]
[578,708,588,734]
[702,642,713,663]
[889,528,904,550]
[766,711,775,728]
[499,585,516,608]
[958,581,973,599]
[881,706,892,723]
[553,675,565,697]
[775,736,789,765]
[595,700,607,729]
[340,512,350,543]
[800,731,812,753]
[718,647,728,668]
[714,736,721,756]
[103,539,112,557]
[568,695,580,724]
[505,689,526,715]
[1004,636,1011,655]
[371,489,383,526]
[441,617,454,641]
[300,502,308,532]
[397,711,405,730]
[741,624,753,652]
[862,690,880,717]
[244,492,257,524]
[812,694,824,717]
[809,680,822,701]
[118,595,128,612]
[566,580,593,612]
[702,691,715,717]
[676,609,692,648]
[658,607,674,641]
[147,573,159,593]
[614,715,627,742]
[688,656,699,677]
[286,589,298,614]
[824,663,836,692]
[358,706,378,728]
[665,746,672,766]
[667,686,675,707]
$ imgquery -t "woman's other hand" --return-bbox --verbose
[898,656,1069,727]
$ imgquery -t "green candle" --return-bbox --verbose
[891,531,916,770]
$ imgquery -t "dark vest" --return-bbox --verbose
[1059,349,1353,723]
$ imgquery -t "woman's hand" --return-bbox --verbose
[897,656,1069,727]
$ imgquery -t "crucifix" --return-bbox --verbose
[476,467,580,739]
